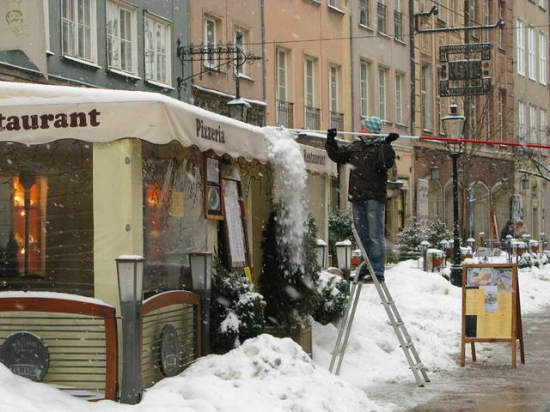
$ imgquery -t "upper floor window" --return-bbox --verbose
[378,67,387,120]
[304,56,317,108]
[106,1,137,75]
[498,88,506,142]
[234,27,249,76]
[359,0,370,27]
[539,31,547,85]
[517,19,526,76]
[529,105,538,144]
[330,64,341,113]
[540,0,548,10]
[498,1,505,49]
[204,16,220,69]
[360,61,370,117]
[395,73,404,124]
[421,63,432,132]
[528,26,537,80]
[144,14,171,85]
[276,47,290,102]
[518,101,527,141]
[62,0,97,63]
[540,109,548,147]
[377,1,387,35]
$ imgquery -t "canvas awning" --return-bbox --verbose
[0,81,269,163]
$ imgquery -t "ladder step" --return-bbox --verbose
[412,363,425,371]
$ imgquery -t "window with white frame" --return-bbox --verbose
[106,1,137,75]
[450,0,457,27]
[539,31,547,85]
[204,16,219,69]
[395,73,403,124]
[421,64,432,131]
[330,65,340,113]
[360,61,369,116]
[378,67,387,120]
[498,88,506,142]
[528,26,536,80]
[304,56,317,108]
[498,1,505,49]
[518,101,527,141]
[517,19,525,76]
[359,0,369,26]
[540,0,548,10]
[530,105,538,143]
[234,27,249,76]
[43,0,50,51]
[276,48,289,101]
[483,0,491,42]
[377,0,387,34]
[144,15,171,85]
[540,109,548,147]
[62,0,97,62]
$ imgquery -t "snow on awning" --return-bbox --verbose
[0,81,269,163]
[299,143,337,176]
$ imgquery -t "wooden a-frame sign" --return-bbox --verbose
[460,263,525,368]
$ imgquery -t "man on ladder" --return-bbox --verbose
[325,118,429,386]
[325,117,397,283]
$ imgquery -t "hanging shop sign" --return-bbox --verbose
[439,43,493,97]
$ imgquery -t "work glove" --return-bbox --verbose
[327,128,338,141]
[385,133,399,143]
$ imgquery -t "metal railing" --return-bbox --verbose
[305,106,321,130]
[276,99,294,128]
[330,111,344,130]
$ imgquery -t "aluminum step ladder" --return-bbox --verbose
[329,223,430,387]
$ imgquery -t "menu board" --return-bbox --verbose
[222,179,248,268]
[460,263,524,368]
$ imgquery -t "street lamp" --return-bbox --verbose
[506,234,513,263]
[116,255,145,405]
[335,240,352,279]
[189,252,213,356]
[442,103,466,287]
[420,240,430,271]
[316,239,328,269]
[478,231,485,247]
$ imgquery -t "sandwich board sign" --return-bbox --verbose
[460,263,524,368]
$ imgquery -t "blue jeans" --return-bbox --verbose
[353,200,386,278]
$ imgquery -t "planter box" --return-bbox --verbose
[265,326,313,358]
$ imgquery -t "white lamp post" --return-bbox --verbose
[116,255,145,405]
[420,240,430,271]
[189,252,213,356]
[335,240,352,278]
[316,239,328,269]
[442,103,466,287]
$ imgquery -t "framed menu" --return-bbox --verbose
[460,263,524,368]
[204,156,223,220]
[222,167,250,268]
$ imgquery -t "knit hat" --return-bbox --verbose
[361,116,382,134]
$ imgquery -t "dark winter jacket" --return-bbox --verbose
[325,137,396,203]
[500,220,514,242]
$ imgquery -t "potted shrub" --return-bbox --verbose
[209,257,266,353]
[258,202,320,356]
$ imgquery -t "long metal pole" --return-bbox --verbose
[450,152,462,287]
